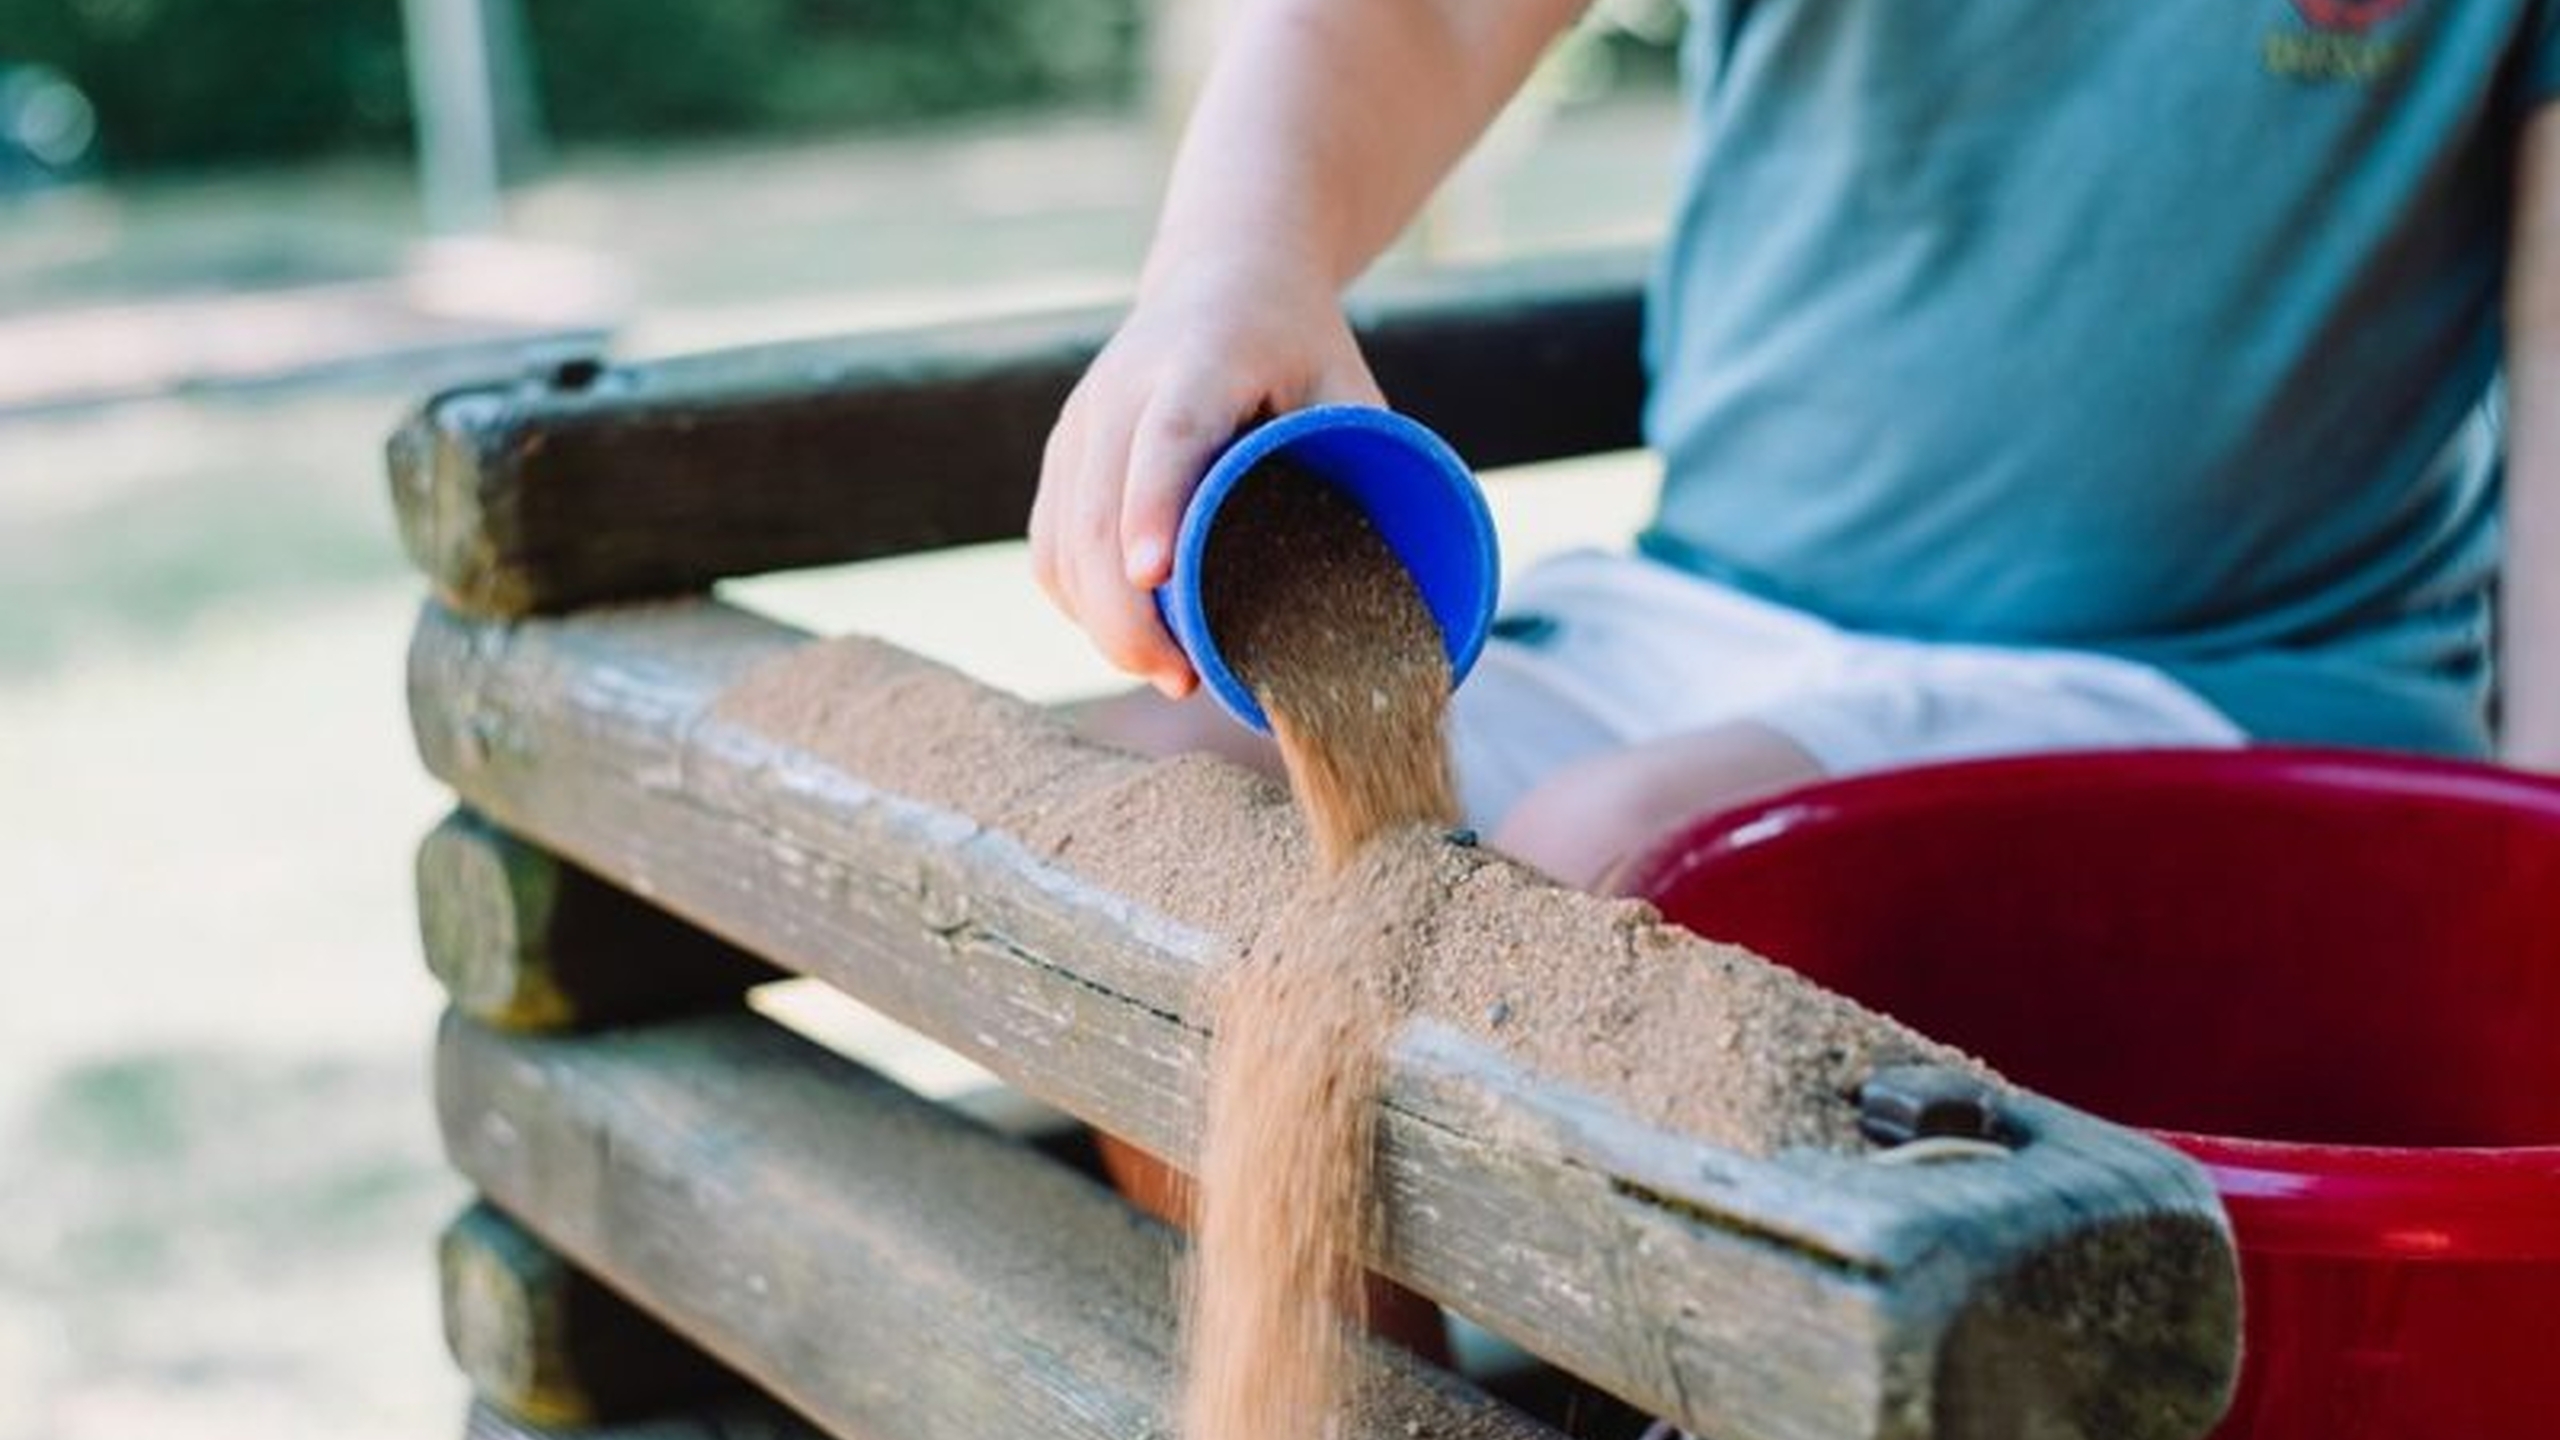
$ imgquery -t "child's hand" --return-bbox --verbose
[1030,256,1384,698]
[1024,0,1582,697]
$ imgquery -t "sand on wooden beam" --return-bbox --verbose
[386,250,1647,616]
[441,1201,744,1426]
[407,597,2240,1440]
[439,1009,1562,1440]
[419,808,786,1031]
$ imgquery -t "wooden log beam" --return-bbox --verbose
[387,251,1648,616]
[440,1009,1563,1440]
[417,808,1095,1160]
[420,809,787,1030]
[466,1396,821,1440]
[407,598,2238,1440]
[441,1201,743,1426]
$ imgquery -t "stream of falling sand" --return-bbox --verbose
[1183,464,1458,1440]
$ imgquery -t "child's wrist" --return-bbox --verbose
[1137,231,1339,310]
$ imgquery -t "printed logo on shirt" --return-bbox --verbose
[2289,0,2412,29]
[2265,0,2422,82]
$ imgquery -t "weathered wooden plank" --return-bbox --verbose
[407,597,2239,1440]
[440,1009,1563,1440]
[420,809,786,1031]
[465,1396,821,1440]
[441,1202,744,1426]
[387,251,1648,615]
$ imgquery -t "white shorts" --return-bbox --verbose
[1448,550,2244,830]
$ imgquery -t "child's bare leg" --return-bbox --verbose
[1070,687,1286,780]
[1492,721,1825,893]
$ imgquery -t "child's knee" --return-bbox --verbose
[1491,725,1823,892]
[1490,757,1669,892]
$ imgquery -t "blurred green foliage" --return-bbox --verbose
[524,0,1140,139]
[4,0,414,169]
[2,0,1142,173]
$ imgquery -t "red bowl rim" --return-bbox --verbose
[2169,1130,2560,1259]
[1626,746,2560,902]
[1626,746,2560,1259]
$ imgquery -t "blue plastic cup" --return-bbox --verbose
[1156,404,1500,734]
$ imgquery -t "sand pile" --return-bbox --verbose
[715,617,1964,1172]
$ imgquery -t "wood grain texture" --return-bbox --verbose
[465,1396,820,1440]
[386,251,1648,616]
[419,809,786,1031]
[439,1009,1561,1440]
[407,598,2240,1440]
[441,1201,743,1426]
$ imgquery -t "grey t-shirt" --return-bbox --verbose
[1641,0,2560,755]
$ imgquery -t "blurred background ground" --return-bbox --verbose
[0,7,1680,1438]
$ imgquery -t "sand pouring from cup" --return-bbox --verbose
[1155,405,1501,734]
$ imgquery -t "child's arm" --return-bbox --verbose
[1029,0,1592,696]
[2505,104,2560,770]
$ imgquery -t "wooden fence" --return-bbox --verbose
[396,250,2240,1440]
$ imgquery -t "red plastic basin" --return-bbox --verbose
[1620,748,2560,1440]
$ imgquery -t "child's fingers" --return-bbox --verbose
[1308,354,1387,410]
[1067,405,1195,694]
[1121,386,1239,588]
[1062,399,1136,637]
[1083,556,1195,696]
[1028,403,1083,609]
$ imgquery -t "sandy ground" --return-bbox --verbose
[0,584,461,1440]
[0,95,1677,1440]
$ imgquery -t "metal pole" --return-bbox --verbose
[402,0,505,234]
